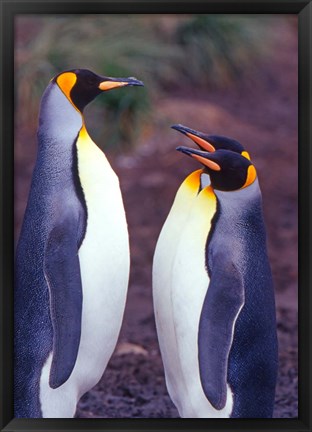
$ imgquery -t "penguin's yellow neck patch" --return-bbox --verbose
[200,184,216,200]
[76,124,110,194]
[79,124,89,142]
[243,165,257,188]
[57,72,78,110]
[184,169,203,194]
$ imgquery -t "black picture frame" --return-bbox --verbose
[1,0,311,431]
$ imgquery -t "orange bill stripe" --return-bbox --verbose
[191,154,221,171]
[186,133,215,152]
[99,81,129,91]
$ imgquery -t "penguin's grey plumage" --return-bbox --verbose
[14,69,143,417]
[201,181,277,417]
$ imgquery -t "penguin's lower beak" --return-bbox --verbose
[176,146,221,171]
[99,76,144,91]
[171,124,215,152]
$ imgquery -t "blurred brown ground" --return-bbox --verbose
[14,17,298,418]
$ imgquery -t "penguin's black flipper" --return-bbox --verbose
[198,251,244,410]
[44,221,83,389]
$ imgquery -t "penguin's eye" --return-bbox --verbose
[87,77,96,86]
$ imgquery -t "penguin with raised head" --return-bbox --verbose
[171,124,251,159]
[152,124,251,413]
[153,126,278,418]
[14,69,144,418]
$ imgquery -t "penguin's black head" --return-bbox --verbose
[171,124,250,160]
[53,69,144,112]
[176,147,257,191]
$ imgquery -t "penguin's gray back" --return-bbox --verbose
[201,179,278,418]
[14,84,85,417]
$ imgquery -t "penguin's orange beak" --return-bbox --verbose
[171,124,215,152]
[176,146,221,171]
[99,76,144,91]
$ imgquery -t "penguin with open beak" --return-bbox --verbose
[171,123,251,159]
[153,125,278,418]
[14,69,144,418]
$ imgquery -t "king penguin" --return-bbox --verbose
[14,69,144,418]
[153,126,278,418]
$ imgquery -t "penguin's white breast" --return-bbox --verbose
[153,170,203,404]
[154,179,234,417]
[73,127,130,395]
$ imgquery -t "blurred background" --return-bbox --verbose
[14,14,298,418]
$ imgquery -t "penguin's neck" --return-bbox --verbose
[38,83,83,146]
[214,179,263,223]
[200,172,211,190]
[215,178,260,202]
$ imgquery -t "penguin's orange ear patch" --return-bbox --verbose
[56,72,77,102]
[243,164,257,188]
[242,150,251,160]
[191,154,221,171]
[186,133,215,152]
